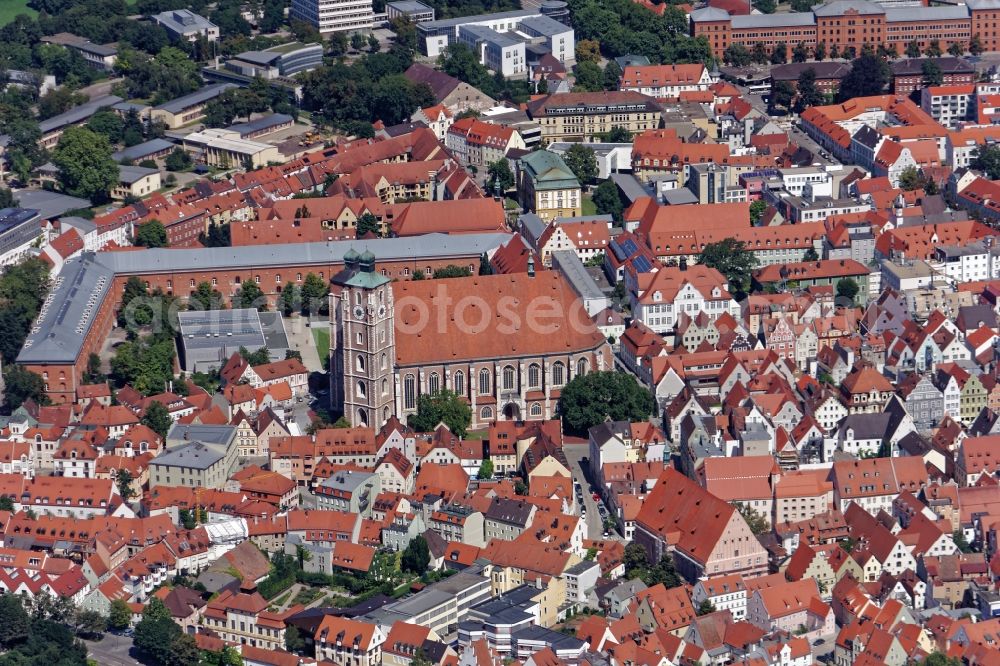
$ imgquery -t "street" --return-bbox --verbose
[740,88,840,168]
[563,441,618,541]
[85,633,142,666]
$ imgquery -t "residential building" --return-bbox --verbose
[525,92,661,144]
[152,9,220,42]
[517,151,581,221]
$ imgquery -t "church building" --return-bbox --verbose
[330,250,612,429]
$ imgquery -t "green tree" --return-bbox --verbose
[971,34,984,56]
[75,610,108,637]
[724,43,751,67]
[351,32,366,51]
[432,265,472,279]
[593,179,624,222]
[623,542,648,576]
[240,346,271,366]
[922,59,944,87]
[925,40,942,57]
[0,496,13,512]
[0,188,16,208]
[838,52,889,101]
[948,41,965,57]
[898,166,925,191]
[905,40,921,58]
[814,41,827,61]
[486,159,515,195]
[0,594,30,647]
[116,468,135,502]
[736,502,770,536]
[409,390,472,437]
[478,459,494,480]
[792,41,810,63]
[573,60,604,92]
[602,126,632,143]
[803,248,819,262]
[190,281,225,311]
[401,535,431,574]
[141,402,172,438]
[575,39,601,63]
[697,599,716,616]
[924,653,962,666]
[3,366,49,411]
[953,529,973,554]
[108,599,132,631]
[285,625,306,653]
[356,212,381,238]
[644,554,682,588]
[135,220,169,248]
[563,144,598,185]
[770,43,788,64]
[794,68,826,112]
[38,87,87,120]
[557,371,654,435]
[836,277,860,304]
[603,60,622,91]
[791,0,814,11]
[973,144,1000,179]
[53,127,119,201]
[754,0,776,12]
[300,272,330,315]
[770,80,795,112]
[697,237,759,300]
[165,147,192,172]
[235,280,267,310]
[749,199,768,225]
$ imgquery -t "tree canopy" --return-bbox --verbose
[401,535,431,574]
[557,371,654,435]
[697,237,759,300]
[838,53,889,101]
[408,390,472,437]
[973,144,1000,179]
[563,144,598,185]
[53,127,119,201]
[135,220,169,248]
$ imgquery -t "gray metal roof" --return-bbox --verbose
[152,8,218,34]
[387,0,434,11]
[518,14,570,37]
[732,12,815,28]
[227,113,294,137]
[232,51,281,66]
[17,255,115,364]
[58,216,97,235]
[884,6,968,20]
[150,441,224,470]
[118,165,158,184]
[420,9,536,31]
[38,94,123,134]
[690,7,730,21]
[813,0,884,15]
[112,138,176,162]
[177,308,266,351]
[13,190,90,221]
[166,423,236,448]
[551,250,605,301]
[102,233,512,275]
[154,84,237,114]
[968,0,1000,9]
[17,233,512,366]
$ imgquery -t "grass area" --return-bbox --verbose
[464,429,488,440]
[293,587,325,606]
[312,326,330,371]
[581,195,597,216]
[0,0,35,26]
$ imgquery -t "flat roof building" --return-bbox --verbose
[290,0,375,34]
[152,9,220,42]
[40,33,117,70]
[0,208,41,266]
[387,0,435,23]
[224,42,324,80]
[177,308,290,373]
[151,84,238,130]
[180,128,282,169]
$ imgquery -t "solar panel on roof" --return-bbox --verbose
[622,238,639,256]
[632,256,653,273]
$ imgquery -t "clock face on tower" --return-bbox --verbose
[377,305,386,318]
[353,305,365,320]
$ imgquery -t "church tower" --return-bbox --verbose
[330,249,396,428]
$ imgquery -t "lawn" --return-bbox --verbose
[0,0,35,26]
[312,326,330,371]
[581,195,597,216]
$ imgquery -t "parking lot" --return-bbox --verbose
[563,441,620,541]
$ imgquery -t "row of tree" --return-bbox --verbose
[724,35,982,68]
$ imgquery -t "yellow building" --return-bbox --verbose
[526,91,662,144]
[517,150,581,221]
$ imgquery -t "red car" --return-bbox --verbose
[592,492,600,501]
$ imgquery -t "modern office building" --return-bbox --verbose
[40,33,117,71]
[419,10,574,77]
[150,84,238,129]
[224,42,324,80]
[289,0,375,34]
[386,0,435,23]
[177,309,289,373]
[152,9,220,42]
[0,208,42,266]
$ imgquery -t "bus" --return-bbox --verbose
[747,83,771,95]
